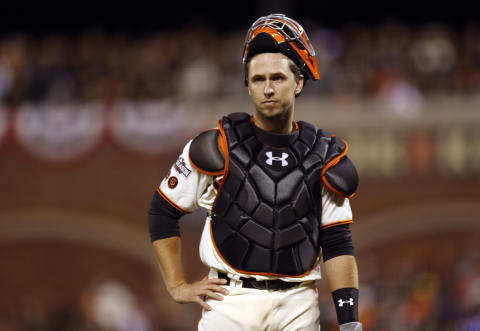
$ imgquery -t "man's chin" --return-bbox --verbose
[258,107,284,118]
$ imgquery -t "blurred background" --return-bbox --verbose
[1,1,480,330]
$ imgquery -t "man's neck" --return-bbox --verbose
[253,110,294,134]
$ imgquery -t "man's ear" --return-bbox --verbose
[247,84,252,96]
[295,74,305,96]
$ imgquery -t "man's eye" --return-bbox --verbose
[253,77,264,82]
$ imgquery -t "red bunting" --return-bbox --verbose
[14,103,106,163]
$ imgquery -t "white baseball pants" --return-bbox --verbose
[198,273,320,331]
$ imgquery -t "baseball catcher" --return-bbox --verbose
[149,13,362,331]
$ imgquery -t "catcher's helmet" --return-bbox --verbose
[243,14,320,82]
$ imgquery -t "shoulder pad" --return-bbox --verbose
[323,156,359,198]
[189,130,225,175]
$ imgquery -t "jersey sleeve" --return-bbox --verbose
[158,140,213,214]
[321,184,353,229]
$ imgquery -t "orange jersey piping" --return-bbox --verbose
[321,219,353,230]
[321,138,355,198]
[157,187,191,214]
[211,120,230,207]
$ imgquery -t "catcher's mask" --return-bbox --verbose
[243,13,320,85]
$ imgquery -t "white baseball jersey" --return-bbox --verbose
[158,139,353,282]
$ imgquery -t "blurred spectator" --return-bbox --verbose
[0,35,28,106]
[25,35,77,103]
[409,24,457,92]
[85,280,151,331]
[372,70,423,117]
[0,48,14,101]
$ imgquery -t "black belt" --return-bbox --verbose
[218,272,302,291]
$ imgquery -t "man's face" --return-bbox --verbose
[247,53,304,119]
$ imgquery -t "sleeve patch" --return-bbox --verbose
[167,176,178,189]
[174,156,192,178]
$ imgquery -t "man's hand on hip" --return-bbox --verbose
[169,276,230,311]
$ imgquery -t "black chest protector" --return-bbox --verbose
[211,112,345,276]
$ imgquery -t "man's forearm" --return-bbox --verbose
[152,236,229,310]
[324,254,361,328]
[324,255,358,291]
[152,237,187,293]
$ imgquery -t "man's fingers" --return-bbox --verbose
[194,297,212,311]
[206,284,230,295]
[206,278,228,285]
[203,290,224,301]
[200,278,229,295]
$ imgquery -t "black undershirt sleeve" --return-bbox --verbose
[321,224,355,262]
[148,190,184,242]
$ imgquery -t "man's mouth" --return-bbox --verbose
[262,100,278,105]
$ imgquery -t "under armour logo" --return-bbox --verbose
[265,151,289,167]
[338,298,354,307]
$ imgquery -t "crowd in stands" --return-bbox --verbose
[0,22,479,106]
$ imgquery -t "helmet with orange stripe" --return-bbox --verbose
[243,14,320,85]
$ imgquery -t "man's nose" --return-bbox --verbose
[264,80,274,96]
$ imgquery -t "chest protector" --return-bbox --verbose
[211,112,346,277]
